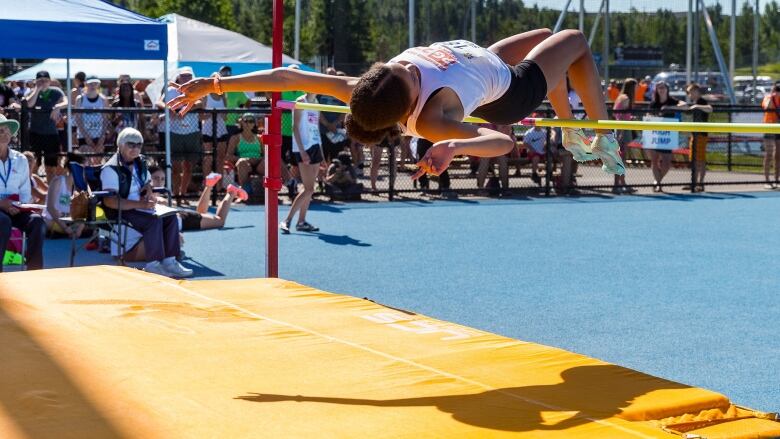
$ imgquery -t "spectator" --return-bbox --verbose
[22,151,47,204]
[606,79,620,102]
[13,81,30,102]
[69,71,86,104]
[0,80,19,113]
[150,166,246,231]
[761,84,780,189]
[43,154,85,237]
[550,123,578,195]
[101,127,192,278]
[325,152,364,200]
[635,77,650,103]
[23,70,68,181]
[226,113,264,189]
[281,65,304,199]
[679,83,712,192]
[476,124,512,195]
[612,78,637,194]
[521,124,546,186]
[648,81,680,192]
[0,114,46,271]
[200,73,230,179]
[218,65,250,135]
[279,92,324,234]
[75,76,109,165]
[111,76,145,135]
[643,75,654,101]
[157,67,202,206]
[318,68,350,163]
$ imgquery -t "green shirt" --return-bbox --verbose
[225,92,248,126]
[281,90,305,136]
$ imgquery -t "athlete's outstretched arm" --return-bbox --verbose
[412,119,514,179]
[168,67,358,115]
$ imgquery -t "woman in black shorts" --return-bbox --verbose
[171,28,625,180]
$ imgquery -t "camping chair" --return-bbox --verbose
[66,161,130,266]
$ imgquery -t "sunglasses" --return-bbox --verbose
[124,142,143,149]
[242,120,256,124]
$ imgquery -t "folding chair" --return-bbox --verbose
[66,162,130,266]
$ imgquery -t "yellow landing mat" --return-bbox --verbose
[1,266,778,438]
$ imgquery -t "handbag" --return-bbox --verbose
[70,190,90,220]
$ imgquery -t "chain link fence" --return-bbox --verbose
[5,102,778,202]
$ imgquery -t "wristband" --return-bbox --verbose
[213,76,224,96]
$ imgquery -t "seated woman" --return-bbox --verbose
[42,153,85,238]
[122,168,248,263]
[226,113,264,189]
[23,151,47,204]
[100,127,192,278]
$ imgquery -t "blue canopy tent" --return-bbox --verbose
[2,0,171,186]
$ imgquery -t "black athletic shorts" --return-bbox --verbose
[292,145,324,165]
[471,60,547,126]
[179,210,202,231]
[28,132,61,167]
[282,135,294,164]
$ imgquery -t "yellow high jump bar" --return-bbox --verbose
[277,100,780,134]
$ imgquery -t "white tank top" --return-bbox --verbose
[77,93,106,139]
[292,96,322,152]
[202,94,228,137]
[389,40,512,138]
[43,175,70,220]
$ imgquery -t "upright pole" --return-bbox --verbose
[265,0,284,278]
[753,0,759,93]
[729,0,736,82]
[579,0,585,32]
[554,0,573,33]
[66,59,72,153]
[701,0,737,103]
[693,0,700,83]
[471,0,476,42]
[687,0,693,84]
[409,0,415,48]
[163,62,172,194]
[294,0,301,60]
[603,0,609,85]
[588,0,605,46]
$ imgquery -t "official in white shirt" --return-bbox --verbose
[0,114,46,271]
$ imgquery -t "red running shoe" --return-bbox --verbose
[227,184,249,201]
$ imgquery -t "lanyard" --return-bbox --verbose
[0,157,11,190]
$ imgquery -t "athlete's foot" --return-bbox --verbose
[591,133,626,175]
[561,128,597,162]
[205,172,222,187]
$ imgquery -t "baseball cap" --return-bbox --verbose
[36,71,51,79]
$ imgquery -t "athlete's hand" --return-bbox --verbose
[167,78,214,116]
[412,140,457,180]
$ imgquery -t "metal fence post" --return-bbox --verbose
[690,133,697,193]
[211,108,218,206]
[388,141,396,201]
[544,122,552,197]
[727,111,733,172]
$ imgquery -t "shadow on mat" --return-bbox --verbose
[0,298,125,438]
[235,364,690,432]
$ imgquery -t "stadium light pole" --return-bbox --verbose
[471,0,476,42]
[753,0,759,93]
[579,0,585,32]
[686,0,693,84]
[294,0,300,60]
[729,0,736,82]
[409,0,415,48]
[603,0,609,87]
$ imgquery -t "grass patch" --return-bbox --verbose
[707,151,764,173]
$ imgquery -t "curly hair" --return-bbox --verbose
[345,63,412,144]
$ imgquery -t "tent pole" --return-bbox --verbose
[163,62,172,194]
[264,0,284,278]
[66,59,72,153]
